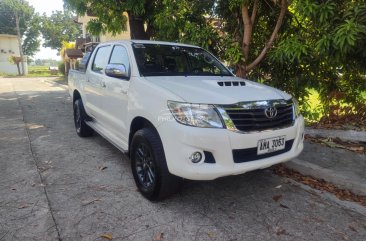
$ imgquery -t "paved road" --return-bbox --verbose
[1,77,365,241]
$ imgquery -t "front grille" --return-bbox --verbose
[222,100,294,132]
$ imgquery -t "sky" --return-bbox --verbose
[26,0,65,60]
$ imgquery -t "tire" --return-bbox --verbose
[73,99,94,137]
[130,128,182,201]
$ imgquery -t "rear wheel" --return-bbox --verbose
[73,99,94,137]
[131,128,182,201]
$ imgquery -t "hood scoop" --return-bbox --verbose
[217,81,246,87]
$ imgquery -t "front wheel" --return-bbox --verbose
[131,128,182,201]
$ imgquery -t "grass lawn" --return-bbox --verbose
[28,66,62,77]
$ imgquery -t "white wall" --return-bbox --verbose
[78,14,131,42]
[0,35,28,75]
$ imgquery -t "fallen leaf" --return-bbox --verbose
[349,225,357,232]
[94,185,107,191]
[322,140,337,148]
[276,227,288,235]
[207,232,214,238]
[279,204,289,209]
[153,232,164,241]
[18,203,31,209]
[272,195,283,202]
[100,234,113,240]
[98,166,108,171]
[81,198,101,206]
[348,146,364,152]
[275,185,282,189]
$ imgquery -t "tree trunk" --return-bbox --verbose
[245,0,287,72]
[238,0,258,78]
[15,12,25,76]
[128,12,149,40]
[237,0,287,78]
[16,63,21,76]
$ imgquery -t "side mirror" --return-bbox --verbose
[105,64,129,79]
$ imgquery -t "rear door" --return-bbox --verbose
[83,45,112,123]
[100,44,131,143]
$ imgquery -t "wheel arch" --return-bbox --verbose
[73,89,81,103]
[129,117,161,154]
[72,90,92,121]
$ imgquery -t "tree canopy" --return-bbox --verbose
[63,0,366,123]
[63,0,156,39]
[0,0,41,57]
[261,0,366,117]
[40,10,82,51]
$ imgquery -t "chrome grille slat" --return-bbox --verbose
[221,100,294,132]
[231,113,293,123]
[234,118,292,127]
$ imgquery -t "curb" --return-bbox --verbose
[284,158,366,196]
[305,127,366,143]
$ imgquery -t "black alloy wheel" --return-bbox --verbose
[134,142,156,191]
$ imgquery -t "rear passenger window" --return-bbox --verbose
[78,51,91,72]
[92,46,112,73]
[109,45,130,71]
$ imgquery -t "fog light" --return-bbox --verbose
[190,152,202,163]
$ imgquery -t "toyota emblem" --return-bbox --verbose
[264,107,277,119]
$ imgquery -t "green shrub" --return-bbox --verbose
[59,62,65,75]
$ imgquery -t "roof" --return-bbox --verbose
[64,49,83,59]
[99,40,200,48]
[75,37,92,48]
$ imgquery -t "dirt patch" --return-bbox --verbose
[274,164,366,206]
[305,134,366,154]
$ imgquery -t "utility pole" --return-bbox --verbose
[15,11,25,76]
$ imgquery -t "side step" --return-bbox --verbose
[86,121,128,154]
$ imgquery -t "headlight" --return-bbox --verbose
[167,101,224,128]
[292,98,301,119]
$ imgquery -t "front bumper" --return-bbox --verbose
[157,116,304,180]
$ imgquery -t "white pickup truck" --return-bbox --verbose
[68,40,304,201]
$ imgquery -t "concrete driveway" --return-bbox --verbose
[0,77,365,241]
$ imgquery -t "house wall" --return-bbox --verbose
[78,13,131,42]
[0,34,28,75]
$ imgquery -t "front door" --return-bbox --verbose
[101,44,131,144]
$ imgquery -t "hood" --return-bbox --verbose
[144,76,291,104]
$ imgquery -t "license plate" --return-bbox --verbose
[257,136,286,155]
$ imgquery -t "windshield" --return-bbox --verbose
[132,43,232,77]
